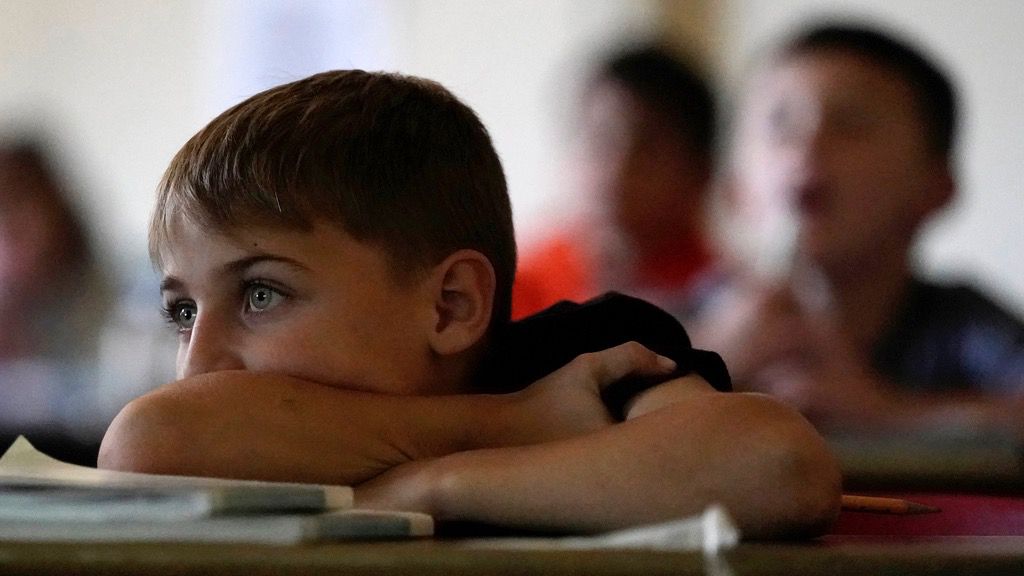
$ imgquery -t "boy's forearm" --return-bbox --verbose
[360,391,842,538]
[99,370,518,484]
[98,350,640,484]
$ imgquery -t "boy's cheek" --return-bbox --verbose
[229,316,432,394]
[237,342,378,393]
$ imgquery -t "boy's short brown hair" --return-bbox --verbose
[778,23,957,157]
[151,70,517,324]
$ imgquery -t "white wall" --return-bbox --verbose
[715,0,1024,315]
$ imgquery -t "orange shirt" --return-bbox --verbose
[512,229,713,319]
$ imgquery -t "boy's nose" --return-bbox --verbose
[785,124,835,177]
[178,320,245,379]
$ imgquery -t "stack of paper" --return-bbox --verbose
[0,436,432,544]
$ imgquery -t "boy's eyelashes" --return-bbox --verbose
[161,299,197,332]
[159,279,292,332]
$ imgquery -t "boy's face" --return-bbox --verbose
[158,216,441,394]
[578,79,707,246]
[731,50,950,271]
[0,156,65,311]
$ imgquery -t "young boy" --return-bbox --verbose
[694,24,1024,432]
[98,70,839,538]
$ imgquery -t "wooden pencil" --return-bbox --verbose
[841,494,941,514]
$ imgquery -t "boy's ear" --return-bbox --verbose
[424,249,496,356]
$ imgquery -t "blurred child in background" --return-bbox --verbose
[692,24,1024,435]
[0,134,173,464]
[513,43,718,319]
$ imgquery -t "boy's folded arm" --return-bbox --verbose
[357,384,842,539]
[98,342,676,483]
[98,370,519,485]
[99,347,843,538]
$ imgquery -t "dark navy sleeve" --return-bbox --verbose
[476,292,731,417]
[873,279,1024,393]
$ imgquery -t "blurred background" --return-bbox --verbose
[2,0,1022,314]
[1,0,1022,463]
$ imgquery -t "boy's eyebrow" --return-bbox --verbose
[221,254,312,276]
[159,255,311,294]
[159,276,184,294]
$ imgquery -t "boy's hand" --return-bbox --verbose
[489,342,677,447]
[357,342,682,514]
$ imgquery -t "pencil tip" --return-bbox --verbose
[906,501,941,514]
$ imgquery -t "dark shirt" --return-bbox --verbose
[873,278,1024,393]
[475,292,731,417]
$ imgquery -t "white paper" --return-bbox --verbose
[0,436,352,508]
[463,504,741,554]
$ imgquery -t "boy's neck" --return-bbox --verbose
[822,248,914,356]
[434,335,492,395]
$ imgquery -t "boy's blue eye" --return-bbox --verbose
[245,283,282,313]
[162,301,197,331]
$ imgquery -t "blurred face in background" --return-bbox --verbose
[0,151,70,314]
[729,50,952,274]
[576,78,709,253]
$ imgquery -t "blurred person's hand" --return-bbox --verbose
[745,306,901,429]
[691,276,902,430]
[690,280,810,384]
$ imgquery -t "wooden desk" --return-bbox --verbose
[1,536,1022,575]
[830,429,1024,494]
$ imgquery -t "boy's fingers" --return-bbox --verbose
[575,341,676,390]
